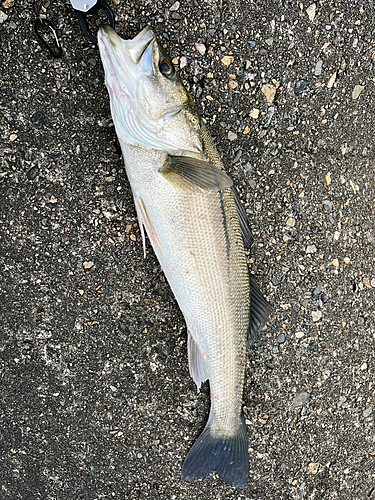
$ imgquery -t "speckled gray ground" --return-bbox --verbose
[1,0,375,499]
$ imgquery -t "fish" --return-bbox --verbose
[97,24,270,489]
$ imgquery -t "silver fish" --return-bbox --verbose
[98,25,270,489]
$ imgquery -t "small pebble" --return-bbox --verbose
[249,108,259,118]
[221,55,234,66]
[352,85,364,100]
[272,346,279,354]
[363,277,371,289]
[265,37,274,46]
[261,84,277,103]
[294,79,309,94]
[247,41,256,48]
[314,59,323,76]
[312,310,322,322]
[363,408,372,418]
[306,3,316,21]
[27,166,39,180]
[337,395,347,408]
[323,200,333,212]
[83,261,94,269]
[321,293,328,304]
[277,333,285,344]
[233,150,242,163]
[286,217,295,227]
[308,462,319,475]
[306,245,317,254]
[228,131,237,141]
[0,10,8,23]
[31,111,45,129]
[262,106,275,128]
[293,392,310,407]
[169,1,180,10]
[195,43,206,56]
[313,286,321,296]
[332,259,339,267]
[295,331,304,339]
[291,310,297,318]
[271,277,279,286]
[327,71,337,89]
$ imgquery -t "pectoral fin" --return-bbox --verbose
[134,195,162,258]
[159,155,233,191]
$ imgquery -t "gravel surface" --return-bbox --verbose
[1,1,375,498]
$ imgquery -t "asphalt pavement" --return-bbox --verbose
[1,0,375,498]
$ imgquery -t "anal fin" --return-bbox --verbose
[187,331,210,389]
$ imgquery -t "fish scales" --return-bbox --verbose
[98,24,270,489]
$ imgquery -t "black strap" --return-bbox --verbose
[33,1,63,58]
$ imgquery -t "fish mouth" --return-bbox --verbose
[126,26,155,64]
[98,25,155,68]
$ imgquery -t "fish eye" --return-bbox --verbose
[159,59,175,78]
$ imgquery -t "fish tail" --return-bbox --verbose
[181,414,248,489]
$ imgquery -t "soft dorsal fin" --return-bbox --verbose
[159,155,233,192]
[231,187,254,248]
[247,275,270,344]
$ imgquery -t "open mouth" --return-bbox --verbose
[126,26,155,65]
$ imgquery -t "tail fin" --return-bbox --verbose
[181,415,248,489]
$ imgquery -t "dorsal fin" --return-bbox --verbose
[247,275,270,344]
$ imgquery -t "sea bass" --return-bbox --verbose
[98,25,270,489]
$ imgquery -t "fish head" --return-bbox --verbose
[98,25,202,153]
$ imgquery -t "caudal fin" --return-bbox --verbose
[181,415,248,489]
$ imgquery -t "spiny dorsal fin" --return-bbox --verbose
[159,155,233,191]
[200,122,225,171]
[200,123,254,248]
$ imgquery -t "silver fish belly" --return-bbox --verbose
[98,24,270,489]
